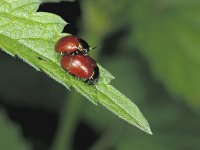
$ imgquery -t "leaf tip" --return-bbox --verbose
[140,122,153,135]
[145,126,153,135]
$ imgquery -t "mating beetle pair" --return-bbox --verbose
[55,35,99,85]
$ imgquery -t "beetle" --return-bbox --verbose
[61,53,99,85]
[55,35,91,55]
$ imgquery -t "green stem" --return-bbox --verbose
[51,92,82,150]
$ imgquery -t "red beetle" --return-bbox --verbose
[55,35,91,55]
[61,53,99,84]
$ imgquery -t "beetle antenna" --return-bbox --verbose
[92,46,97,49]
[90,46,97,51]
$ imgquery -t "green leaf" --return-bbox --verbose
[97,84,151,134]
[0,110,31,150]
[0,0,151,134]
[82,56,148,130]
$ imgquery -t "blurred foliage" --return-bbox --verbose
[0,110,31,150]
[81,0,200,112]
[80,0,200,149]
[129,0,200,111]
[1,0,200,149]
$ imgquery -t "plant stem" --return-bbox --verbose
[51,92,82,150]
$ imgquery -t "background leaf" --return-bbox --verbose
[81,0,200,112]
[129,0,200,111]
[78,0,200,149]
